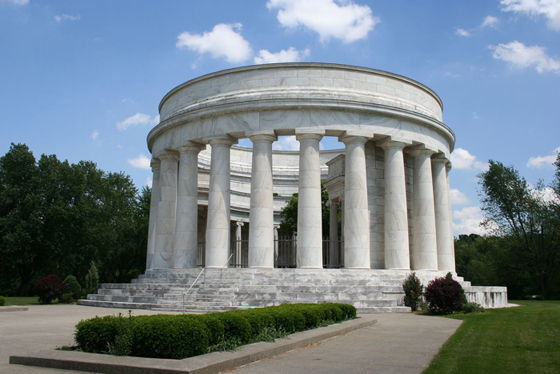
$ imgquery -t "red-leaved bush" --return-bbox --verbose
[34,275,67,304]
[424,277,465,313]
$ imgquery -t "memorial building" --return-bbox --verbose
[80,63,507,312]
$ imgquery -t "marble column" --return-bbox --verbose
[235,221,244,267]
[432,158,454,271]
[329,199,339,268]
[446,163,456,272]
[173,143,204,269]
[205,137,235,268]
[409,149,438,270]
[296,133,323,269]
[380,141,410,269]
[341,136,370,269]
[248,134,276,268]
[146,159,161,270]
[154,151,179,269]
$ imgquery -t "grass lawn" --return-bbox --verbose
[4,296,40,306]
[423,300,560,374]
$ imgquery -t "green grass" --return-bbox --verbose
[4,296,40,306]
[423,300,560,374]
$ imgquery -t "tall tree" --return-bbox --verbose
[479,160,560,298]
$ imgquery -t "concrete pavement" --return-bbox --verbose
[1,305,461,374]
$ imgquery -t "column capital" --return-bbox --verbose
[157,150,179,161]
[177,141,205,154]
[408,147,436,157]
[446,162,453,172]
[236,221,245,227]
[296,133,323,142]
[150,158,161,169]
[431,156,450,164]
[339,135,369,145]
[249,134,277,143]
[204,135,238,147]
[273,224,281,230]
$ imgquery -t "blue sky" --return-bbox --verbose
[1,0,559,235]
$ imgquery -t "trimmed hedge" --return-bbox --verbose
[75,303,356,359]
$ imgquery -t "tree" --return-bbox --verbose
[478,160,560,298]
[279,181,331,236]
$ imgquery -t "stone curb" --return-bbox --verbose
[10,315,377,374]
[0,306,28,312]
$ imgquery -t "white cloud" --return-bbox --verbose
[267,0,379,43]
[501,0,560,31]
[55,14,81,22]
[453,206,488,235]
[473,112,480,120]
[254,47,310,64]
[127,154,151,170]
[455,28,471,37]
[117,113,159,131]
[490,41,560,73]
[90,130,99,140]
[2,0,29,5]
[146,177,153,188]
[273,136,299,150]
[444,72,459,78]
[481,15,500,28]
[450,148,487,170]
[176,23,252,63]
[527,147,560,168]
[450,188,470,205]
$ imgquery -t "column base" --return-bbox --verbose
[344,267,371,270]
[298,266,324,269]
[249,266,274,269]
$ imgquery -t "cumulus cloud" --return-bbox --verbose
[489,41,560,73]
[254,47,310,64]
[527,147,560,168]
[455,28,471,37]
[481,15,500,28]
[146,177,153,188]
[267,0,379,43]
[450,148,487,170]
[450,188,470,205]
[55,14,81,22]
[90,130,99,140]
[127,154,151,170]
[117,113,159,131]
[176,23,252,63]
[273,136,299,151]
[501,0,560,31]
[453,206,488,236]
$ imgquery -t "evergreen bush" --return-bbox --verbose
[402,272,423,311]
[63,275,82,300]
[0,296,5,306]
[34,275,67,304]
[424,277,465,314]
[84,262,99,294]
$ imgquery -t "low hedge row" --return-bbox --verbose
[75,303,356,359]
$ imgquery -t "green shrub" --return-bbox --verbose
[132,315,208,359]
[59,292,74,304]
[74,303,356,359]
[63,275,82,300]
[424,277,465,314]
[462,302,485,314]
[0,296,5,306]
[403,272,424,311]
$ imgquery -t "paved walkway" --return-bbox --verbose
[1,305,461,374]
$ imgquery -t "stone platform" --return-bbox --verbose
[78,269,508,313]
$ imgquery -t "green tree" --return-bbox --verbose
[478,160,560,298]
[279,181,331,236]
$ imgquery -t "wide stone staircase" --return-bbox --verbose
[77,268,492,314]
